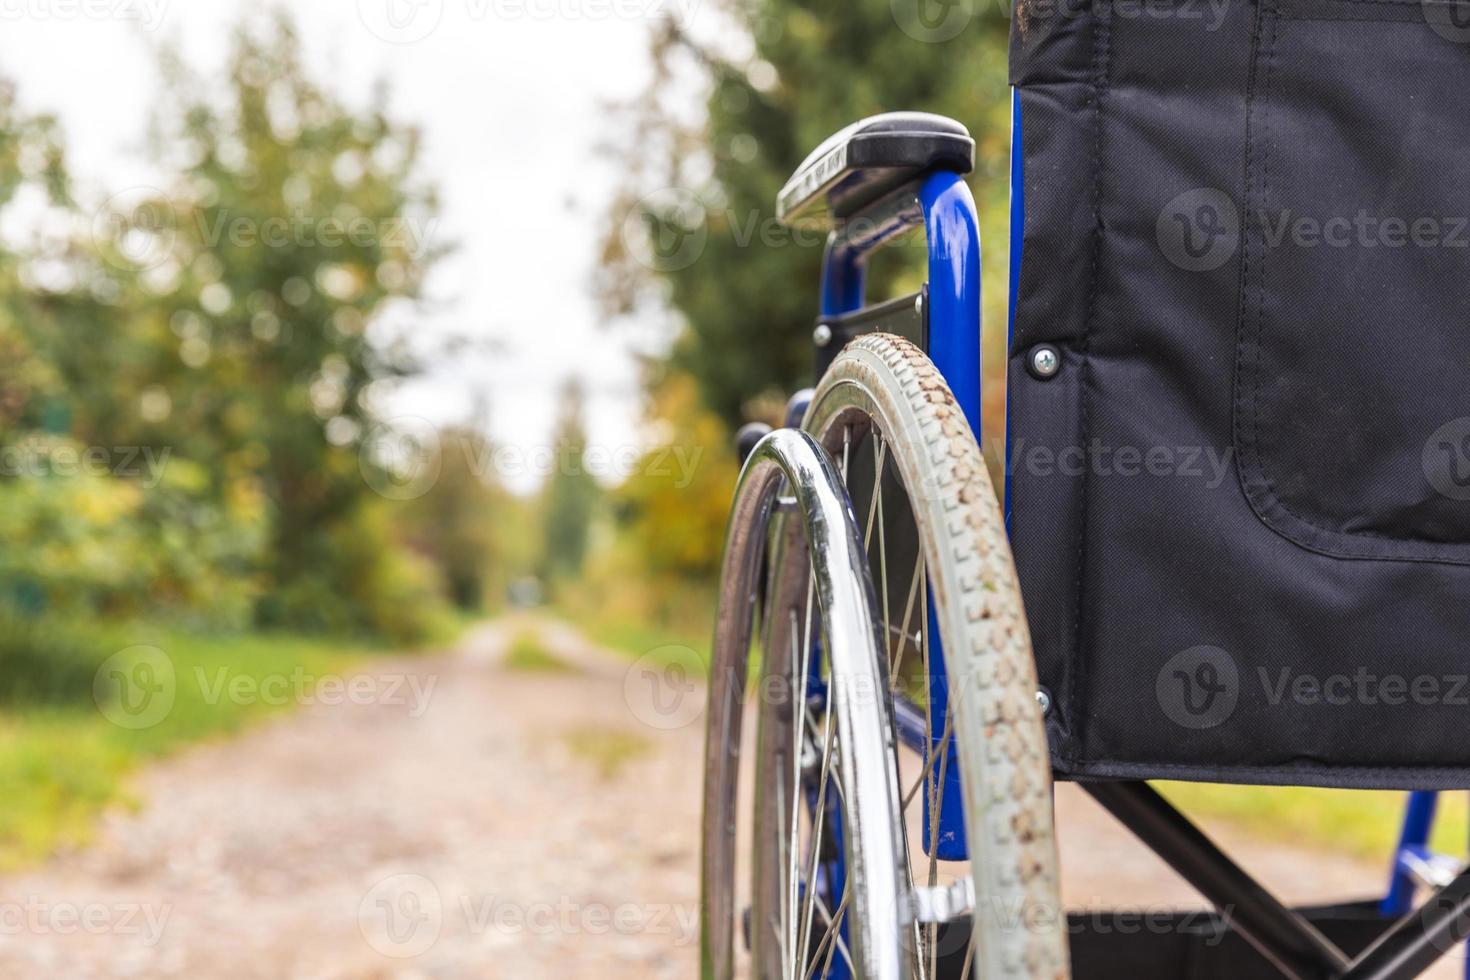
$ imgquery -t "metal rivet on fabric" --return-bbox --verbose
[1028,344,1061,380]
[1036,688,1052,716]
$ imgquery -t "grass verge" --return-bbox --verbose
[561,725,651,781]
[0,623,366,870]
[503,630,578,674]
[1158,781,1467,865]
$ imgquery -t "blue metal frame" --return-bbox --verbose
[817,169,983,867]
[1382,791,1470,979]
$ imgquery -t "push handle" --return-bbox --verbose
[775,111,974,229]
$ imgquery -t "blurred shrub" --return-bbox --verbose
[0,610,102,706]
[397,426,505,612]
[611,374,737,582]
[0,17,471,646]
[258,500,447,645]
[0,438,265,629]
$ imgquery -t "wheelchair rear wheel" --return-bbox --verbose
[701,426,911,980]
[802,334,1068,980]
[701,336,1067,979]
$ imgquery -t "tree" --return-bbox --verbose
[400,423,505,611]
[597,3,1014,440]
[540,379,600,581]
[58,16,448,634]
[0,79,67,444]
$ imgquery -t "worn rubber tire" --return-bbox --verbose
[805,334,1070,980]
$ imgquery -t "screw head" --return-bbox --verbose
[1028,344,1061,380]
[813,323,833,348]
[1035,689,1052,715]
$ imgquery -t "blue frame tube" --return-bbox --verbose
[919,170,983,862]
[815,170,983,864]
[1384,792,1439,917]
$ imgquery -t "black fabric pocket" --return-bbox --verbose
[1236,0,1470,562]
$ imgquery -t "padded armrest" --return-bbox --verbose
[775,112,974,228]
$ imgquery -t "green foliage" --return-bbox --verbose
[259,499,448,644]
[612,374,738,581]
[598,3,1014,435]
[584,3,1017,653]
[398,426,508,611]
[0,15,468,645]
[0,441,266,628]
[0,610,101,706]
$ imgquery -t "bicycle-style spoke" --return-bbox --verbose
[863,434,888,551]
[783,558,816,974]
[841,424,851,483]
[809,885,855,979]
[796,715,839,974]
[873,431,891,670]
[775,775,792,978]
[891,553,924,691]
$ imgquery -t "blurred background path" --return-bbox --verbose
[0,619,1456,979]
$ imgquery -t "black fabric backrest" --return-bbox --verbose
[1008,0,1470,789]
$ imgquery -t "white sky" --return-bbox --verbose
[0,0,707,492]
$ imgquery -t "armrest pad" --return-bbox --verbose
[776,112,974,228]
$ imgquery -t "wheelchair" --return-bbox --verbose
[698,3,1470,977]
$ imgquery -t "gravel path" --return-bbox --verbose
[0,618,1457,978]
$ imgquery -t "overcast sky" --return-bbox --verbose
[0,0,704,492]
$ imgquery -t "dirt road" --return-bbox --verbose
[0,619,1456,978]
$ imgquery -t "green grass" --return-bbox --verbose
[0,625,362,870]
[503,630,578,674]
[561,725,651,781]
[559,610,711,676]
[1158,781,1468,863]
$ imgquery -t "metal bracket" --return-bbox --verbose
[907,876,975,925]
[814,286,928,377]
